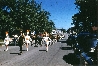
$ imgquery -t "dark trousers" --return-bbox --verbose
[20,45,22,51]
[19,42,23,52]
[38,38,42,46]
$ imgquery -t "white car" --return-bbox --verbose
[59,34,65,39]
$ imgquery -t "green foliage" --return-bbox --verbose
[72,0,98,33]
[0,0,55,36]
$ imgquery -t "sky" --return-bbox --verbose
[35,0,78,30]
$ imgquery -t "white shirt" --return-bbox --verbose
[43,37,52,45]
[25,35,30,43]
[43,37,51,41]
[43,37,48,41]
[4,36,10,45]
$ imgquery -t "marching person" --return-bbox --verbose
[31,34,35,46]
[25,30,31,51]
[4,31,10,51]
[18,31,25,54]
[43,32,51,52]
[49,34,54,45]
[37,33,43,47]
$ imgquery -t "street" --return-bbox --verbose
[0,33,80,66]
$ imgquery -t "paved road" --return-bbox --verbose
[0,33,80,66]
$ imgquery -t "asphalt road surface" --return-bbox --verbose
[0,33,80,66]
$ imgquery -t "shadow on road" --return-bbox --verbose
[63,53,80,66]
[10,53,19,55]
[19,50,27,51]
[39,50,46,51]
[60,47,72,50]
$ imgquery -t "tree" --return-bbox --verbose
[72,0,98,33]
[0,0,55,36]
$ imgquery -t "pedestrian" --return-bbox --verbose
[31,34,35,46]
[37,33,43,47]
[34,34,38,47]
[13,35,18,46]
[25,30,31,51]
[4,31,10,51]
[49,34,54,45]
[18,31,25,54]
[43,32,51,52]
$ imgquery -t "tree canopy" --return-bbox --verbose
[0,0,55,36]
[72,0,98,33]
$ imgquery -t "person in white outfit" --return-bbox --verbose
[4,31,10,51]
[25,30,30,51]
[43,32,51,52]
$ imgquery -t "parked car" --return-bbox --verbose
[59,34,65,39]
[76,32,98,53]
[66,34,77,48]
[74,32,98,65]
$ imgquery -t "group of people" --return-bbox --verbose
[4,30,30,52]
[3,30,57,54]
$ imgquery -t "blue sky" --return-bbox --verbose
[35,0,78,29]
